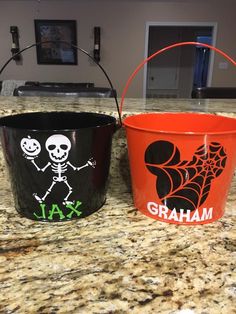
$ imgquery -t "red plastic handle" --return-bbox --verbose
[120,41,236,116]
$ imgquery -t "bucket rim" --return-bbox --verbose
[122,112,236,135]
[0,111,117,132]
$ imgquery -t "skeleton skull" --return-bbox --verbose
[45,134,71,163]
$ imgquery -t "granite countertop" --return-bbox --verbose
[0,97,235,314]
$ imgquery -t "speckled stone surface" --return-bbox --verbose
[0,97,235,314]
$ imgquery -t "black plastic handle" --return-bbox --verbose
[0,40,122,126]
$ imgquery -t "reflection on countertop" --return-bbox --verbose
[0,97,235,314]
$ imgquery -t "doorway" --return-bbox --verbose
[144,22,217,98]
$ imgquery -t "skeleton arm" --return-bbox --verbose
[67,161,77,171]
[30,160,51,172]
[67,158,96,171]
[67,161,88,171]
[77,163,89,171]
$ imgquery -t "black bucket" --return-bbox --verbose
[0,41,122,222]
[0,111,117,221]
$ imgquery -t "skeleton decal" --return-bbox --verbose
[20,134,96,205]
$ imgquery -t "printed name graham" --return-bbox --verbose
[147,201,213,222]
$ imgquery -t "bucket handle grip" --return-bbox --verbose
[0,40,122,126]
[120,41,236,119]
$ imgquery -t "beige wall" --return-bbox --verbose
[0,0,235,98]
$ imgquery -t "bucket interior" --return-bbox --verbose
[123,113,236,134]
[0,111,116,131]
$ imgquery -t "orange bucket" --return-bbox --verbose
[121,42,236,225]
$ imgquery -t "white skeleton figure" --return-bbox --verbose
[21,134,96,205]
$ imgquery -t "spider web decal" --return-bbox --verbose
[145,141,227,212]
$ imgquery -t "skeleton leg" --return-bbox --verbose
[34,181,56,203]
[42,181,57,201]
[63,180,73,204]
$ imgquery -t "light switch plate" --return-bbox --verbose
[218,62,228,69]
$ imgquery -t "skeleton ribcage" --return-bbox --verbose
[52,163,67,174]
